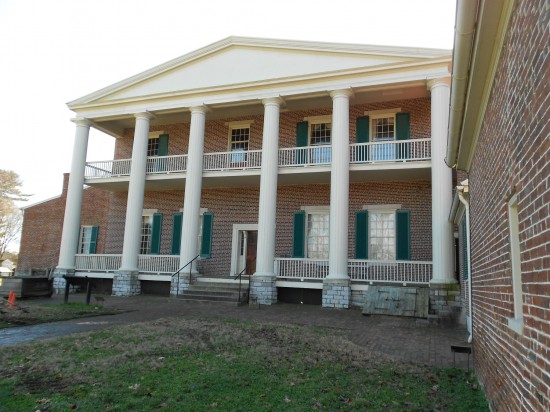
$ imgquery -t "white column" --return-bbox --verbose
[428,78,455,284]
[254,97,283,278]
[180,106,207,270]
[119,112,153,273]
[57,118,91,272]
[327,89,353,279]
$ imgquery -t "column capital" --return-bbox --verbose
[261,96,284,107]
[134,111,155,120]
[71,117,92,128]
[329,88,354,99]
[427,77,451,91]
[189,105,209,114]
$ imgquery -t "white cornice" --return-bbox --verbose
[67,36,450,109]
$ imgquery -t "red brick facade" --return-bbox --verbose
[467,1,549,410]
[18,174,110,272]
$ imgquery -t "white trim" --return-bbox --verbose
[363,204,401,212]
[224,120,254,127]
[148,131,165,139]
[303,115,332,123]
[507,193,524,332]
[230,223,258,276]
[364,108,401,116]
[142,209,158,216]
[300,205,330,213]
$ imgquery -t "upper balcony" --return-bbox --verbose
[84,138,431,190]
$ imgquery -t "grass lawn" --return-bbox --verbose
[0,317,488,411]
[0,302,122,329]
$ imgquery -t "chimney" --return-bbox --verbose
[62,173,70,196]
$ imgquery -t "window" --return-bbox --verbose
[147,137,159,157]
[140,215,153,254]
[371,114,395,161]
[508,194,524,333]
[78,226,97,254]
[229,126,250,163]
[369,211,396,260]
[309,118,332,164]
[306,212,330,259]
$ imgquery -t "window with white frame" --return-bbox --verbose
[368,210,396,260]
[308,117,332,164]
[140,215,153,254]
[229,126,250,163]
[78,226,94,254]
[147,137,159,157]
[507,194,524,333]
[371,114,395,141]
[305,209,329,259]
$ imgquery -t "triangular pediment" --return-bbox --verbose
[68,37,450,108]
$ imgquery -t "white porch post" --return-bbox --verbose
[179,106,207,270]
[114,112,152,296]
[56,118,91,278]
[250,97,283,305]
[428,78,455,284]
[323,89,353,308]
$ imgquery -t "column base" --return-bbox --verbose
[53,268,76,295]
[170,274,191,296]
[112,271,141,297]
[249,275,277,305]
[322,278,351,309]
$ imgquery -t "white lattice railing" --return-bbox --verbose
[75,254,179,274]
[348,260,432,284]
[350,138,431,163]
[203,150,263,171]
[275,258,432,284]
[275,258,330,279]
[278,145,332,167]
[146,155,187,174]
[85,159,132,179]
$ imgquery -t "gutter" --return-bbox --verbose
[446,0,478,167]
[456,181,473,343]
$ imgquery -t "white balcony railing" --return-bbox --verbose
[85,159,132,179]
[84,139,431,179]
[75,254,179,274]
[348,260,432,284]
[275,258,432,284]
[203,150,262,171]
[349,138,431,164]
[146,155,187,174]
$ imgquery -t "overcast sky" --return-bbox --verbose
[0,0,456,208]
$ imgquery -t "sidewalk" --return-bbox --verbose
[0,293,471,369]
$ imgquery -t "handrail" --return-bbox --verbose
[171,254,201,297]
[234,256,255,304]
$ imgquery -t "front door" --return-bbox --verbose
[236,230,257,275]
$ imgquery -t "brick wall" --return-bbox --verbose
[467,1,549,410]
[18,174,110,272]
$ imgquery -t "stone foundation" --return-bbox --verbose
[112,272,141,296]
[249,276,277,305]
[322,279,350,308]
[170,274,191,296]
[429,283,462,324]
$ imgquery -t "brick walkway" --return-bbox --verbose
[2,294,471,369]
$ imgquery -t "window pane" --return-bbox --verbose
[140,216,153,254]
[369,211,396,260]
[307,213,329,259]
[78,226,93,254]
[372,117,395,141]
[147,138,159,157]
[310,123,331,145]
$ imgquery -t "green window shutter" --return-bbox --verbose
[296,121,309,164]
[396,210,410,260]
[158,134,169,156]
[395,113,410,160]
[292,211,306,258]
[200,212,213,258]
[171,213,183,255]
[355,211,369,259]
[462,218,469,280]
[356,116,370,143]
[89,225,99,254]
[150,213,163,255]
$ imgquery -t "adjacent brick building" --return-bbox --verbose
[447,0,549,410]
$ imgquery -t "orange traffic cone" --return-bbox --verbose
[7,291,16,308]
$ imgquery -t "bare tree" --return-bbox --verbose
[0,203,22,261]
[0,169,27,260]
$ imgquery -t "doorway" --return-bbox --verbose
[231,224,259,276]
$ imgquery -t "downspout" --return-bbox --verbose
[457,184,472,343]
[446,0,478,167]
